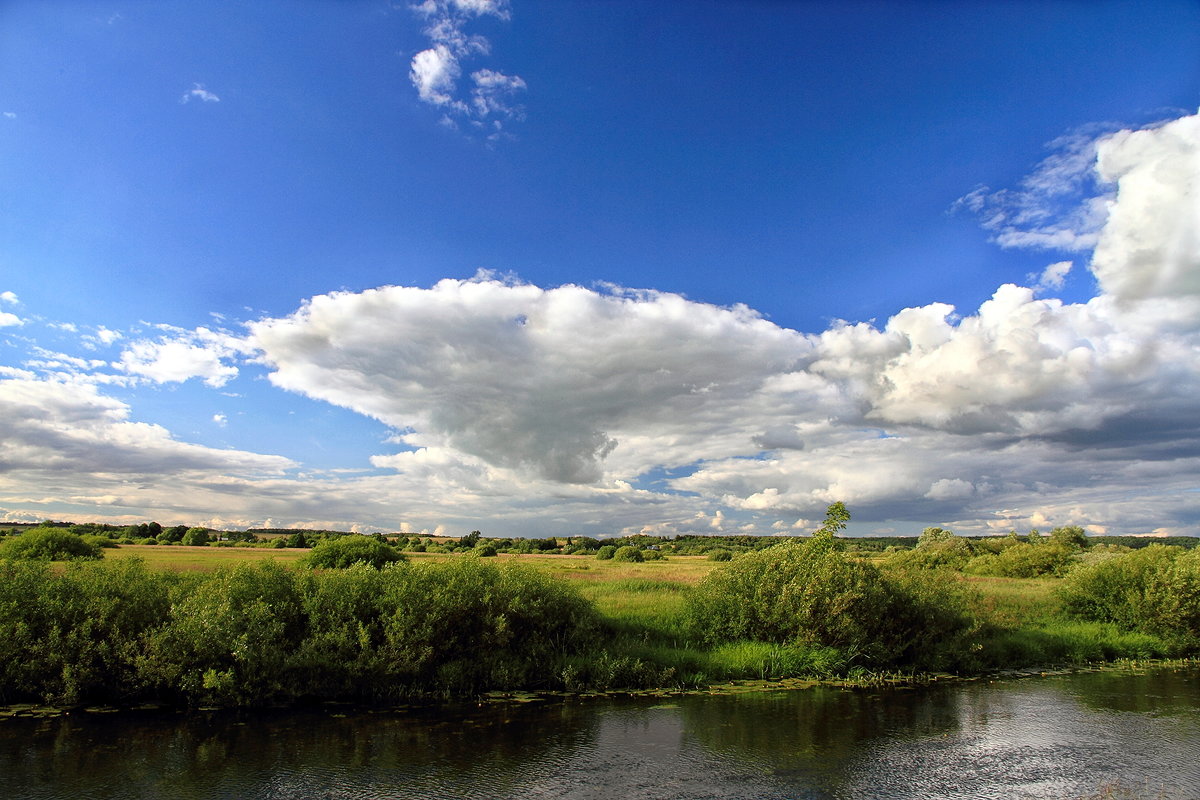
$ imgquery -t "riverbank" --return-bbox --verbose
[1,542,1193,710]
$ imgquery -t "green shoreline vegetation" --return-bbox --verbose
[1,506,1198,709]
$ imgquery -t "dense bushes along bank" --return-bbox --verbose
[2,529,1199,708]
[0,557,600,707]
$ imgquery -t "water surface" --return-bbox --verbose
[3,666,1197,799]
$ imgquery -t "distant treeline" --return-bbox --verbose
[3,521,1197,553]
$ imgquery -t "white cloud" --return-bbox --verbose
[1032,260,1072,292]
[0,312,22,328]
[955,125,1116,253]
[251,275,807,483]
[1090,112,1200,305]
[116,327,248,387]
[2,111,1198,538]
[408,0,524,136]
[411,45,462,107]
[0,292,17,304]
[213,413,228,427]
[2,112,15,120]
[180,83,220,104]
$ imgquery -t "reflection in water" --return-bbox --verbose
[2,666,1198,800]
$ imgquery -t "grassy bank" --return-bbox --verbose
[1,535,1194,709]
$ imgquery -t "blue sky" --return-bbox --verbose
[1,0,1198,537]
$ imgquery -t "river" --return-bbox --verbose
[3,665,1197,799]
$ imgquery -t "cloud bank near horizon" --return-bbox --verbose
[1,112,1198,537]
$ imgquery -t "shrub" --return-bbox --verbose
[596,545,617,560]
[373,558,602,692]
[302,536,407,570]
[0,558,175,704]
[889,536,973,570]
[685,539,975,669]
[181,528,211,547]
[1145,549,1200,646]
[139,537,159,546]
[1059,545,1200,649]
[966,541,1075,578]
[1058,545,1178,629]
[0,528,103,561]
[474,543,498,557]
[140,561,309,706]
[707,549,733,562]
[612,546,645,563]
[81,534,119,549]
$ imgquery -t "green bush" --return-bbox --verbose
[685,539,975,669]
[141,561,308,705]
[0,558,175,704]
[180,528,211,547]
[965,541,1075,578]
[474,543,498,557]
[596,545,617,560]
[81,534,119,549]
[1058,545,1179,629]
[0,528,103,561]
[707,549,733,562]
[370,558,602,693]
[889,536,973,570]
[1059,545,1200,649]
[1145,549,1200,646]
[612,546,644,563]
[139,537,159,546]
[302,536,406,569]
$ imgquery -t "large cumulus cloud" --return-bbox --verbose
[250,279,809,483]
[241,111,1200,535]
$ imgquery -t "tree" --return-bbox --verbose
[917,527,956,548]
[181,528,211,547]
[811,502,850,551]
[0,528,102,561]
[303,537,406,569]
[1049,525,1088,550]
[459,530,482,548]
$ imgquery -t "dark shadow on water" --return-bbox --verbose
[2,666,1199,800]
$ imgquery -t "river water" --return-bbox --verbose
[3,666,1197,799]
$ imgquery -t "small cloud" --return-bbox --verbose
[2,112,15,120]
[180,83,220,104]
[0,291,17,304]
[408,0,524,138]
[1031,260,1073,292]
[213,413,228,427]
[0,311,23,328]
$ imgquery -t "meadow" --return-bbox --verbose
[1,523,1195,709]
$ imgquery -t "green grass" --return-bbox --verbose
[101,546,1180,685]
[107,544,309,570]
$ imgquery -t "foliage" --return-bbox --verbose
[612,546,645,563]
[889,532,973,570]
[595,545,617,560]
[707,549,733,562]
[810,502,850,550]
[140,561,309,705]
[1048,525,1088,550]
[0,527,103,561]
[1059,545,1200,647]
[302,536,406,570]
[685,536,976,669]
[965,541,1075,578]
[0,558,175,704]
[181,528,211,547]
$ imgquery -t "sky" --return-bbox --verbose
[1,0,1198,538]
